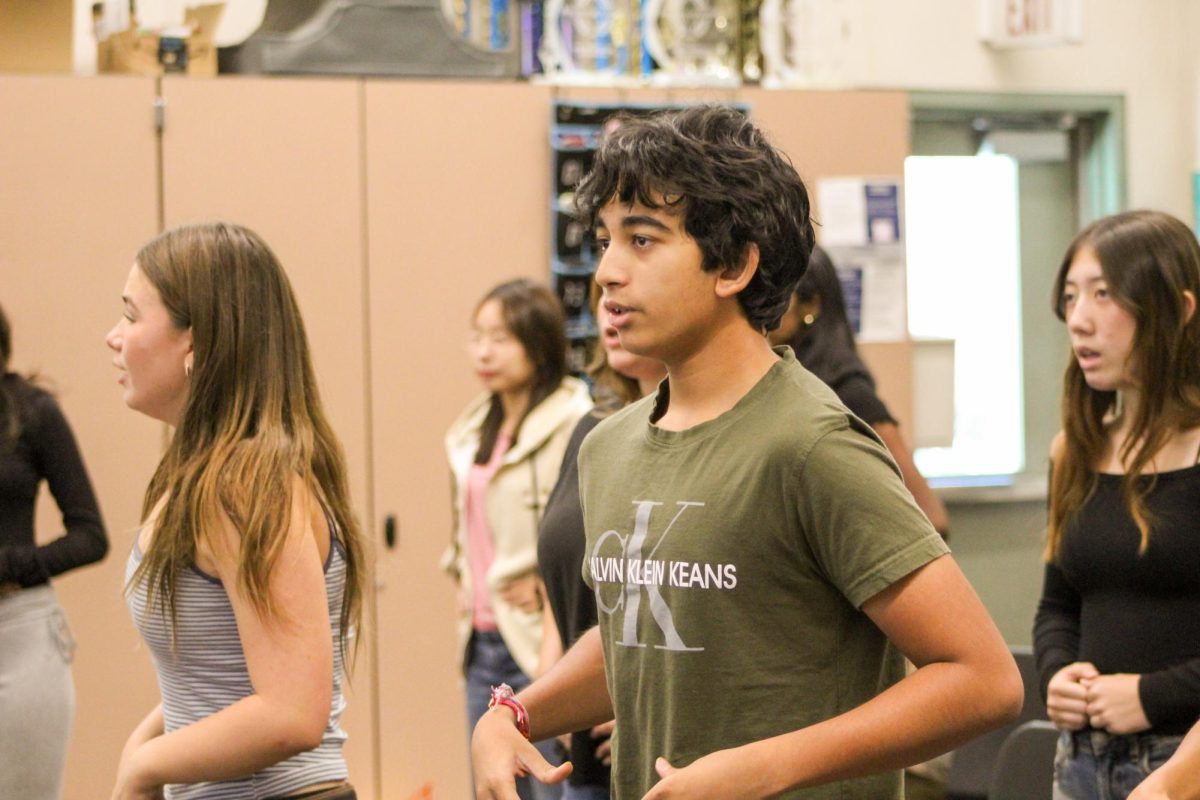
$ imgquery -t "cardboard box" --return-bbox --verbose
[0,0,74,74]
[99,4,224,77]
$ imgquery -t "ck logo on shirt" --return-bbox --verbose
[589,500,738,652]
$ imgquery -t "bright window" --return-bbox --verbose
[904,155,1024,480]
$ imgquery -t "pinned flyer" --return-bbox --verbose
[825,245,908,343]
[817,177,902,247]
[817,175,907,343]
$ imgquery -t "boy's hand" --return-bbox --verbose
[471,708,573,800]
[1047,662,1099,731]
[642,752,771,799]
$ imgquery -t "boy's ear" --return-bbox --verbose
[715,243,760,299]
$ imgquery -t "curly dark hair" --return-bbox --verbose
[574,104,815,331]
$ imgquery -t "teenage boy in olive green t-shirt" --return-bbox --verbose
[471,105,1023,800]
[577,346,950,799]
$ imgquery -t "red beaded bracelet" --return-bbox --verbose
[488,683,531,740]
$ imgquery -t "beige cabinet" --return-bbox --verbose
[364,80,554,800]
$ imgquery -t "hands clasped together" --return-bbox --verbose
[1046,662,1151,735]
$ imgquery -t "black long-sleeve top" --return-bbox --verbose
[537,411,610,789]
[1033,465,1200,735]
[0,374,108,587]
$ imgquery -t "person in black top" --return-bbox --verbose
[536,299,666,800]
[768,246,949,536]
[1035,210,1200,800]
[0,302,107,799]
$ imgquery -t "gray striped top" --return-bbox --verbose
[125,521,350,800]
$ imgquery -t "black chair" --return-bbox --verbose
[988,720,1060,800]
[945,645,1048,800]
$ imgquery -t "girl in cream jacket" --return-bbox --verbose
[443,279,590,800]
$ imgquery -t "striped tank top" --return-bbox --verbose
[125,519,350,799]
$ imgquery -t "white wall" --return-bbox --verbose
[832,0,1198,219]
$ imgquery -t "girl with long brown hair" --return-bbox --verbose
[106,223,366,800]
[1034,210,1200,800]
[444,278,591,800]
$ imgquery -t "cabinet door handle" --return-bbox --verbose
[384,515,397,549]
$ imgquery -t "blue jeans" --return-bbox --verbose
[1053,730,1184,800]
[561,783,610,800]
[466,631,564,800]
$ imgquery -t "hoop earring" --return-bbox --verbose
[802,313,817,328]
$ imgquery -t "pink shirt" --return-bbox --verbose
[465,432,511,631]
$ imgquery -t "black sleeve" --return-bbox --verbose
[0,394,108,586]
[1137,471,1200,727]
[1032,560,1081,705]
[538,412,601,648]
[832,374,896,426]
[1140,658,1200,728]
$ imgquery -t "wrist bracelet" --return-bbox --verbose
[488,683,531,740]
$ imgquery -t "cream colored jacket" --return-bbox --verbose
[441,377,592,677]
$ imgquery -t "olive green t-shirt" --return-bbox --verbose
[578,349,949,799]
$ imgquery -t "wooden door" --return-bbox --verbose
[0,74,164,800]
[158,74,378,798]
[364,79,552,800]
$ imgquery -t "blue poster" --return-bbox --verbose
[865,182,901,244]
[837,266,864,335]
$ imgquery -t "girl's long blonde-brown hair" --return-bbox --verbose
[127,223,365,658]
[1047,210,1200,559]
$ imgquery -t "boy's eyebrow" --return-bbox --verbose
[620,215,672,233]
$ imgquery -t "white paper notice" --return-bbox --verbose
[826,245,908,343]
[817,177,869,247]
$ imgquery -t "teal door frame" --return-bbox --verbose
[910,90,1126,222]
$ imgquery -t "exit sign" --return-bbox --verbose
[980,0,1083,48]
